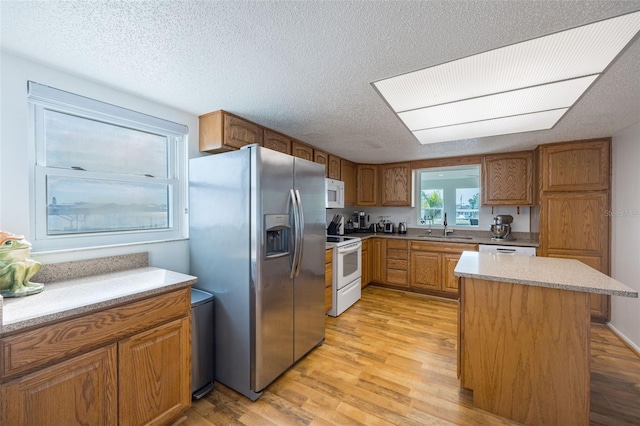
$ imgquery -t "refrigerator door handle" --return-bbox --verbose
[294,189,305,277]
[290,189,301,279]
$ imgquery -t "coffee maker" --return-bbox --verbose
[358,211,369,231]
[490,215,514,240]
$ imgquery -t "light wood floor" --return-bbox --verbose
[183,286,640,425]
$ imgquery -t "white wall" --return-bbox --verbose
[0,52,199,273]
[610,121,640,351]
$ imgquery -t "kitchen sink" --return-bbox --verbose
[416,235,474,240]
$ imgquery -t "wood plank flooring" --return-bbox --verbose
[183,286,640,425]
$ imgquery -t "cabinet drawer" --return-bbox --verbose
[387,259,408,270]
[387,269,408,286]
[410,241,477,254]
[386,239,408,249]
[387,249,408,260]
[1,288,190,380]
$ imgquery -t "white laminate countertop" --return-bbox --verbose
[454,251,638,297]
[0,267,197,335]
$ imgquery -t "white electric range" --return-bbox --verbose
[325,235,362,317]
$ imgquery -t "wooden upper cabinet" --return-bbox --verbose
[291,140,314,161]
[540,139,610,192]
[482,151,533,206]
[328,155,341,180]
[314,149,329,176]
[263,129,291,155]
[357,164,379,206]
[199,110,263,153]
[381,163,412,206]
[341,159,357,206]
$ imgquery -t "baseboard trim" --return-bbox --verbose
[607,323,640,359]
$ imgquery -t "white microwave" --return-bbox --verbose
[325,178,344,208]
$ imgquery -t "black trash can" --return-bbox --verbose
[191,288,215,399]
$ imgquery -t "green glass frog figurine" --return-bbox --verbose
[0,231,44,297]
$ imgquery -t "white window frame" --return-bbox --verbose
[28,82,189,252]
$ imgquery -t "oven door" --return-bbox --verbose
[335,241,362,289]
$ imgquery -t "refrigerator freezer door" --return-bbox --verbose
[253,147,295,392]
[293,158,327,361]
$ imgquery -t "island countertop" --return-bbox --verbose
[454,251,638,297]
[0,266,197,335]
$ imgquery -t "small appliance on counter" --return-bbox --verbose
[398,222,407,234]
[490,215,514,240]
[384,222,394,233]
[344,219,354,234]
[358,211,369,231]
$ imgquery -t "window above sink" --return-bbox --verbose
[416,165,480,228]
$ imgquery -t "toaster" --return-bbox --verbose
[384,222,394,233]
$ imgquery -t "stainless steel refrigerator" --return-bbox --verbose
[189,145,326,401]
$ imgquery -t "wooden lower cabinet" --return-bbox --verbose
[0,288,191,426]
[386,240,409,287]
[361,240,370,288]
[410,241,478,295]
[370,238,386,283]
[119,317,190,426]
[325,248,333,312]
[366,238,476,297]
[410,251,440,291]
[1,345,118,426]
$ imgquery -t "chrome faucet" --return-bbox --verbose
[443,213,454,236]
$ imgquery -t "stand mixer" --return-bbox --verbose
[490,215,514,240]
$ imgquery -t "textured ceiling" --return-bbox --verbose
[2,1,639,164]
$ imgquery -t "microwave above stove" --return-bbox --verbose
[325,178,344,209]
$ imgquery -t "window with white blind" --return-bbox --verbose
[28,82,188,251]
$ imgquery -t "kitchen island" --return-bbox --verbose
[454,251,637,425]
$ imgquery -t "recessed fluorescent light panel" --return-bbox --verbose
[372,11,640,144]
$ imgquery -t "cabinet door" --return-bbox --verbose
[370,238,386,283]
[442,253,462,293]
[314,149,329,176]
[381,163,412,206]
[361,242,370,288]
[1,345,117,426]
[341,160,357,206]
[291,140,314,161]
[263,129,291,154]
[410,251,440,291]
[542,192,609,256]
[328,155,341,180]
[482,151,533,205]
[542,191,610,321]
[119,317,190,426]
[325,249,333,313]
[357,164,379,206]
[541,139,610,192]
[223,113,263,149]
